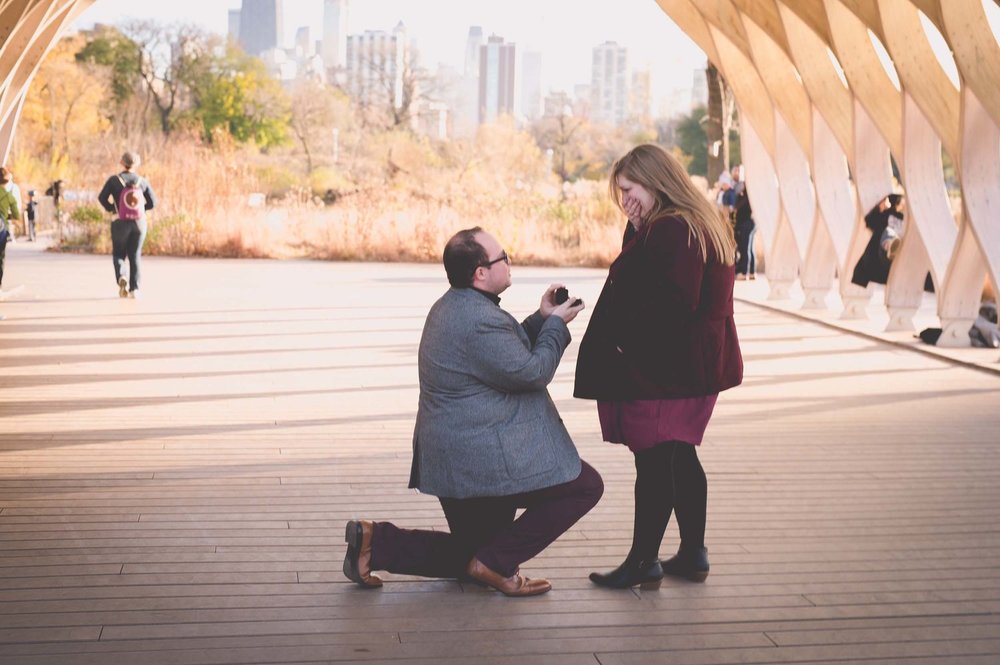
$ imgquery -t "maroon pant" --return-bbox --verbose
[370,461,603,578]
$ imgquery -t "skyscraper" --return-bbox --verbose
[590,41,629,126]
[295,27,312,56]
[464,26,483,78]
[450,26,485,137]
[630,68,651,121]
[227,9,241,43]
[346,22,409,109]
[322,0,349,71]
[520,51,542,122]
[239,0,283,57]
[479,35,515,125]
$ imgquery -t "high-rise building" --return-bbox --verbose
[543,90,572,118]
[590,41,629,126]
[520,51,542,122]
[691,67,708,109]
[573,83,591,119]
[238,0,283,57]
[464,26,484,78]
[450,26,485,137]
[227,9,241,43]
[346,22,409,109]
[322,0,349,71]
[295,26,313,57]
[630,68,651,121]
[479,35,515,124]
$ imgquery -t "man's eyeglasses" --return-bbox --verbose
[482,250,510,267]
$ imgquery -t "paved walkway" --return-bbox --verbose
[1,241,999,664]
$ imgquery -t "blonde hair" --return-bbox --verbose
[610,144,736,266]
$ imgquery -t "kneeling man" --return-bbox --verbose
[343,227,602,596]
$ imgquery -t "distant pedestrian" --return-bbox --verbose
[98,151,157,299]
[25,190,37,241]
[0,167,22,295]
[4,168,22,239]
[734,187,756,280]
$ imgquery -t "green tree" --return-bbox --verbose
[188,45,289,149]
[672,104,742,178]
[75,27,140,109]
[675,105,708,176]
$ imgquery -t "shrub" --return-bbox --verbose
[61,204,109,252]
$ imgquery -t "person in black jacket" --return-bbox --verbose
[734,188,756,280]
[97,152,157,298]
[851,194,904,287]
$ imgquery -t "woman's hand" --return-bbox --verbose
[623,194,644,227]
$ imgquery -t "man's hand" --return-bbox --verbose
[540,283,565,319]
[552,297,585,324]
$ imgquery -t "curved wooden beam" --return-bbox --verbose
[0,0,94,160]
[940,0,1000,128]
[656,0,794,297]
[704,17,804,297]
[877,0,960,161]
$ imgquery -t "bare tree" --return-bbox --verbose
[288,81,350,174]
[342,51,437,131]
[534,113,585,182]
[120,20,215,136]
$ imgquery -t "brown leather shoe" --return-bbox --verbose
[465,558,551,597]
[343,520,382,588]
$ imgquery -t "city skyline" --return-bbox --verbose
[72,0,709,116]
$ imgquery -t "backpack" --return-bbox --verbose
[116,174,145,221]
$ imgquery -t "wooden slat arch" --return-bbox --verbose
[651,0,999,353]
[0,0,94,162]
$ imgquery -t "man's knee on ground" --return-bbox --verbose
[580,462,605,508]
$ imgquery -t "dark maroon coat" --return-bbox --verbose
[574,215,743,400]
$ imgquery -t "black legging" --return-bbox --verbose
[627,440,707,563]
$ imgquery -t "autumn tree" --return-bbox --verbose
[18,34,110,170]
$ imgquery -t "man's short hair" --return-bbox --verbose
[0,167,9,185]
[443,227,488,288]
[121,151,140,169]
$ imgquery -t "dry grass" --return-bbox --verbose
[43,131,628,268]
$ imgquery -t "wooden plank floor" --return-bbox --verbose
[2,242,999,664]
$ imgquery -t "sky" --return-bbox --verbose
[71,1,1000,115]
[71,0,709,114]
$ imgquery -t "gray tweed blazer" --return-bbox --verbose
[408,287,582,498]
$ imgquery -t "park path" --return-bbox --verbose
[1,242,999,664]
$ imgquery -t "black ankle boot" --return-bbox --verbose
[660,546,709,582]
[589,559,663,589]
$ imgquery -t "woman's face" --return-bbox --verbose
[616,174,655,219]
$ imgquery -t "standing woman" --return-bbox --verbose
[575,144,743,589]
[734,187,756,280]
